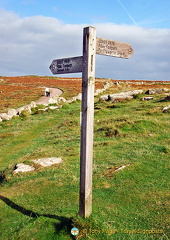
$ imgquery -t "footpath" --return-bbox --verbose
[35,88,63,105]
[0,87,63,121]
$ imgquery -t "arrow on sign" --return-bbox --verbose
[96,37,134,59]
[49,56,83,74]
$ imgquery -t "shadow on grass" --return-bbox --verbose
[0,195,76,239]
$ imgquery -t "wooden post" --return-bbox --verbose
[79,26,96,218]
[49,25,134,219]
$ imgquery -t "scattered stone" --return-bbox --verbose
[109,94,133,102]
[164,95,170,101]
[94,82,113,97]
[67,93,83,103]
[114,82,120,85]
[73,93,82,101]
[99,94,109,101]
[163,105,170,113]
[100,90,143,102]
[24,105,32,114]
[147,134,153,137]
[49,96,66,104]
[16,107,25,115]
[163,88,170,93]
[0,117,2,122]
[142,97,153,101]
[30,101,37,108]
[33,157,62,167]
[13,163,35,174]
[103,82,113,89]
[48,98,57,104]
[94,89,104,96]
[114,165,127,172]
[145,88,163,95]
[38,107,48,111]
[0,113,12,120]
[7,109,17,117]
[48,106,59,110]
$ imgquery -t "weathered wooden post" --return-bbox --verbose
[79,26,96,218]
[49,26,134,219]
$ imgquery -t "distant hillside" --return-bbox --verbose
[0,76,170,113]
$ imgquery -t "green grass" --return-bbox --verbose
[0,93,170,240]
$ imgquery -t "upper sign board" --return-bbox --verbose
[96,37,134,59]
[49,56,83,74]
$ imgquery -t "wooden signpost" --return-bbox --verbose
[49,26,134,218]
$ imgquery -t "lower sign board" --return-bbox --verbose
[96,37,134,59]
[49,56,83,74]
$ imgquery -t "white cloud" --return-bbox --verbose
[0,9,170,80]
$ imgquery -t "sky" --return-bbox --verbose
[0,0,170,80]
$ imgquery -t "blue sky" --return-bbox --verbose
[1,0,170,28]
[0,0,170,80]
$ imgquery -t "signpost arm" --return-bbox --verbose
[79,26,96,218]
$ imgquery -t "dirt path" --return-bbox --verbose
[35,88,63,105]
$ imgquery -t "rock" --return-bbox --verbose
[94,82,113,97]
[103,82,113,89]
[163,105,170,113]
[114,165,127,172]
[49,96,66,104]
[33,157,62,167]
[37,108,48,113]
[164,95,170,101]
[94,89,105,96]
[142,97,153,101]
[100,90,143,102]
[114,82,120,85]
[48,97,58,104]
[30,101,37,108]
[0,117,2,122]
[128,90,143,95]
[24,105,32,114]
[145,88,163,95]
[163,88,170,93]
[109,93,133,101]
[58,97,66,102]
[13,163,35,174]
[67,93,82,103]
[16,107,25,115]
[0,113,12,120]
[7,109,17,117]
[75,93,82,101]
[48,106,59,110]
[99,94,109,101]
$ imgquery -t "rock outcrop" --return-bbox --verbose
[145,88,163,95]
[33,157,62,167]
[13,163,35,174]
[100,90,143,102]
[13,157,63,174]
[0,113,13,121]
[142,97,153,101]
[163,105,170,113]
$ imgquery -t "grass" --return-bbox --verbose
[0,90,170,240]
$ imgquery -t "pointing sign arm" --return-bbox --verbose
[49,56,83,74]
[96,37,134,58]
